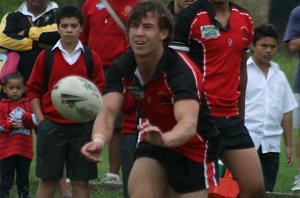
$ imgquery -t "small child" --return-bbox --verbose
[0,73,36,198]
[245,23,298,192]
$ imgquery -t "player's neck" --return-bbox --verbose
[135,48,164,83]
[213,2,231,27]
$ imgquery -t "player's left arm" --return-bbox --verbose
[238,50,249,118]
[141,99,199,148]
[282,111,294,166]
[167,99,200,147]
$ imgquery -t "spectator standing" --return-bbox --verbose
[81,1,218,197]
[283,5,300,191]
[26,6,105,198]
[0,73,37,198]
[0,0,60,83]
[171,0,265,197]
[0,1,72,196]
[245,23,297,192]
[81,0,139,186]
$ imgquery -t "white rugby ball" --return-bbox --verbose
[51,75,103,123]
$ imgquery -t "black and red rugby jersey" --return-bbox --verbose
[171,0,253,117]
[104,48,207,162]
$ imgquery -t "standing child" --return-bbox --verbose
[0,73,36,198]
[26,5,105,198]
[245,23,298,192]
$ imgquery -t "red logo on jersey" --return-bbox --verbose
[241,26,249,41]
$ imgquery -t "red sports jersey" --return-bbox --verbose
[105,48,208,163]
[172,0,253,117]
[81,0,138,68]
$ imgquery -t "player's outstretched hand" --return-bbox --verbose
[138,122,164,147]
[81,140,104,163]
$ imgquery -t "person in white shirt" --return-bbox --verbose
[245,23,298,192]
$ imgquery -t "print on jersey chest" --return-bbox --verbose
[127,86,144,100]
[200,25,220,39]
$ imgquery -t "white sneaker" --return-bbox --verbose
[291,175,300,191]
[102,173,122,185]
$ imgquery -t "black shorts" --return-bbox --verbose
[135,142,218,193]
[36,119,97,181]
[215,116,254,155]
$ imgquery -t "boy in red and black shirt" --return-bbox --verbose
[0,73,36,198]
[171,0,265,197]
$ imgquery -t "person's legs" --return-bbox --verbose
[292,93,300,191]
[104,127,121,184]
[120,134,136,198]
[221,148,265,198]
[70,181,89,198]
[58,168,72,198]
[292,130,300,191]
[216,116,265,198]
[16,156,32,198]
[0,157,15,197]
[257,148,279,192]
[67,122,97,197]
[128,157,168,198]
[35,120,68,197]
[36,180,58,198]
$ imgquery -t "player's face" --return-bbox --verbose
[58,17,82,48]
[128,12,168,58]
[174,0,197,11]
[3,79,24,102]
[252,37,278,64]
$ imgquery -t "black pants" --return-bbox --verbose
[258,147,279,192]
[0,155,31,194]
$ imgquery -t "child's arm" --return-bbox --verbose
[282,111,294,166]
[0,119,14,132]
[22,112,37,130]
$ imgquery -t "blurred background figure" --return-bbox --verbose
[283,4,300,192]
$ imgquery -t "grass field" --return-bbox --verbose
[7,51,300,197]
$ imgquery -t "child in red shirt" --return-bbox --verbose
[0,73,36,198]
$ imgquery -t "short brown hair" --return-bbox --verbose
[127,0,174,47]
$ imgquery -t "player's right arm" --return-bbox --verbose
[81,92,124,162]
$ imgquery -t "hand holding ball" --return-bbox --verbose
[51,76,103,123]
